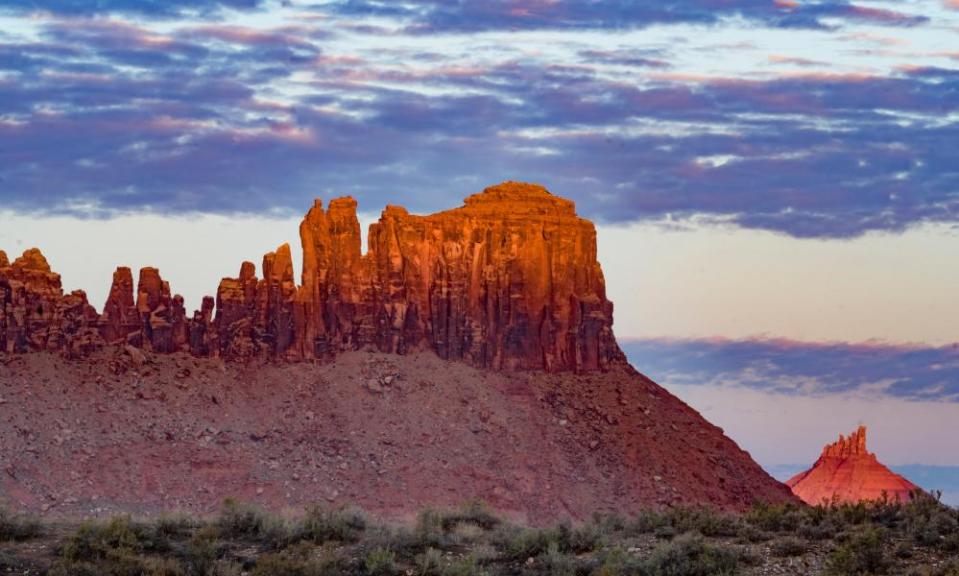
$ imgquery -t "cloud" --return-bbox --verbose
[620,337,959,402]
[0,3,955,238]
[322,0,927,32]
[0,0,262,17]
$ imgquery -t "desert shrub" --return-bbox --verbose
[745,503,802,533]
[653,525,676,541]
[591,547,644,576]
[931,561,959,576]
[60,516,171,563]
[736,546,762,567]
[535,541,577,576]
[364,546,398,576]
[152,513,196,539]
[416,509,452,549]
[827,526,890,575]
[470,543,498,566]
[442,554,487,576]
[496,525,559,560]
[642,533,740,576]
[735,525,770,544]
[142,557,187,576]
[799,518,839,541]
[444,501,500,532]
[591,512,628,535]
[208,560,244,576]
[54,549,183,576]
[894,542,915,559]
[665,507,741,538]
[47,560,101,576]
[834,501,871,526]
[297,503,366,544]
[493,521,599,561]
[0,508,41,542]
[898,493,959,549]
[627,510,667,535]
[185,524,221,575]
[941,533,959,554]
[545,521,605,554]
[414,547,444,575]
[770,536,808,557]
[363,525,422,560]
[251,542,345,576]
[413,502,499,550]
[216,499,288,547]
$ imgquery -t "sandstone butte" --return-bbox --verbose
[2,182,620,371]
[787,426,919,505]
[0,181,799,516]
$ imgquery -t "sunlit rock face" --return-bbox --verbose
[284,181,621,371]
[0,183,801,516]
[0,248,100,357]
[0,182,622,372]
[787,426,919,505]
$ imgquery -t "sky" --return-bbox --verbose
[1,0,957,502]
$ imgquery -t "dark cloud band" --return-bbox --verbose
[620,338,959,402]
[0,3,954,238]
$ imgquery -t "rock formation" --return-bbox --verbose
[0,248,101,357]
[787,426,919,505]
[0,182,623,372]
[0,182,801,516]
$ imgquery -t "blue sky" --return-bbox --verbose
[1,0,957,501]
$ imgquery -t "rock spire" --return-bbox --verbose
[0,182,623,372]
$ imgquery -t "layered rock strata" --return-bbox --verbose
[0,182,622,372]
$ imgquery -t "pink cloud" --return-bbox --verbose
[185,24,315,48]
[768,54,824,67]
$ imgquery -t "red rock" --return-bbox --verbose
[0,189,802,515]
[214,261,259,359]
[12,247,52,273]
[290,182,622,370]
[787,426,919,505]
[189,296,216,356]
[248,244,298,358]
[2,183,625,372]
[99,267,139,344]
[0,248,101,355]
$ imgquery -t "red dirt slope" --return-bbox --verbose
[0,349,795,522]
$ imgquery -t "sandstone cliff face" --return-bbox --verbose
[0,182,622,372]
[275,182,620,370]
[0,248,100,357]
[787,426,919,505]
[0,249,101,357]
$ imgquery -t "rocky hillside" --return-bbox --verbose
[0,182,797,519]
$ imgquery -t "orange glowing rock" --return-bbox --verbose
[214,181,623,371]
[1,182,622,372]
[0,248,100,356]
[787,426,919,505]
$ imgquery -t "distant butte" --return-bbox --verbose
[787,426,919,505]
[1,182,621,372]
